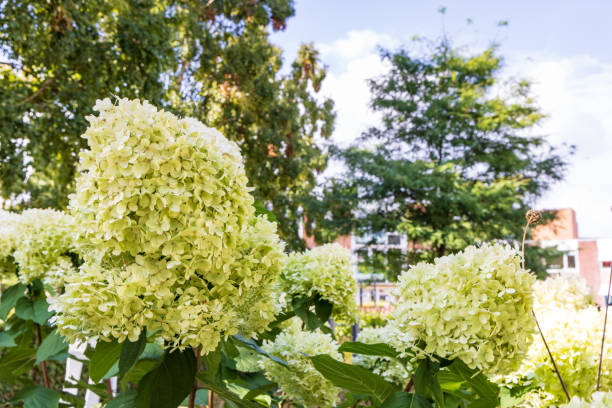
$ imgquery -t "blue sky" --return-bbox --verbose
[270,1,612,238]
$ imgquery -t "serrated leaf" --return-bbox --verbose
[135,348,197,408]
[106,390,138,408]
[35,329,68,364]
[309,354,399,405]
[119,328,147,379]
[14,298,52,325]
[89,339,122,383]
[242,382,277,401]
[121,358,158,390]
[414,359,444,406]
[0,331,17,347]
[314,296,333,323]
[11,385,59,408]
[0,283,26,320]
[338,341,399,359]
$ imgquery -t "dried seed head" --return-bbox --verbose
[526,209,542,225]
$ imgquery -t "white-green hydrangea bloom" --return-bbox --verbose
[261,324,342,407]
[388,243,535,375]
[354,326,411,387]
[514,306,612,405]
[559,392,612,408]
[534,274,595,312]
[50,98,285,354]
[0,210,18,279]
[11,209,77,288]
[280,243,357,321]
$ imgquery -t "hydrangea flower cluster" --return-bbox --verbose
[11,209,78,288]
[0,209,77,288]
[280,243,357,320]
[0,210,18,279]
[533,274,595,312]
[388,243,535,375]
[50,98,285,353]
[515,306,612,405]
[354,326,411,387]
[559,392,612,408]
[260,323,342,407]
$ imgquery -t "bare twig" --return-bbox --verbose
[35,323,50,388]
[208,389,214,408]
[522,210,570,402]
[597,265,612,390]
[532,310,570,401]
[404,376,414,392]
[22,76,55,104]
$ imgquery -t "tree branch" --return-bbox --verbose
[22,76,55,104]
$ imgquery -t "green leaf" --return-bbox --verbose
[196,372,262,408]
[309,354,399,405]
[199,347,221,382]
[0,283,26,320]
[89,339,122,383]
[314,296,333,323]
[0,346,36,375]
[121,358,158,390]
[119,328,147,379]
[448,360,499,406]
[338,341,399,359]
[35,329,68,364]
[253,201,277,223]
[106,390,138,408]
[381,392,433,408]
[232,335,288,367]
[242,382,277,401]
[135,348,197,408]
[0,330,17,347]
[14,298,53,325]
[414,359,444,406]
[11,385,59,408]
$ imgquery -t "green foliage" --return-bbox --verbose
[0,0,334,250]
[308,37,571,275]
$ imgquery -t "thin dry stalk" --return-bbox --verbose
[208,389,214,408]
[521,210,570,402]
[35,323,50,388]
[597,265,612,390]
[188,348,201,408]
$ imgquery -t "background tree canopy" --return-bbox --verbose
[307,38,572,279]
[0,0,334,250]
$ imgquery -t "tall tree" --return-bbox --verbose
[307,39,571,279]
[0,0,334,249]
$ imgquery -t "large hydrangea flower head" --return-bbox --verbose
[280,243,357,320]
[51,98,285,353]
[559,392,612,408]
[515,306,612,405]
[388,242,535,375]
[354,326,411,387]
[11,209,77,288]
[260,323,342,407]
[533,274,595,312]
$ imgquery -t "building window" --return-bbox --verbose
[387,234,401,246]
[567,255,576,269]
[548,255,563,269]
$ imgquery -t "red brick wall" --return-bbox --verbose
[533,208,579,241]
[579,240,601,305]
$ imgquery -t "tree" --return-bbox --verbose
[0,0,334,250]
[307,38,571,279]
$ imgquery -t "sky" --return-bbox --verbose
[270,0,612,239]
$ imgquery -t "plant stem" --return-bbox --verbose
[404,376,414,392]
[35,323,50,388]
[208,389,214,408]
[597,265,612,390]
[532,310,570,401]
[522,215,570,402]
[188,348,201,408]
[105,379,114,398]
